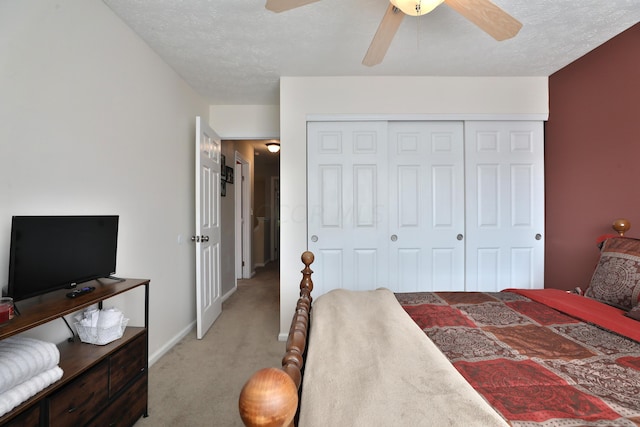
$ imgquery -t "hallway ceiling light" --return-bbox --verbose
[266,142,280,153]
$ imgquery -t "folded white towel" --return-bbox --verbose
[0,366,63,417]
[0,337,60,395]
[75,307,123,329]
[97,308,123,329]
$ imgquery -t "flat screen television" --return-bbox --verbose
[7,215,119,301]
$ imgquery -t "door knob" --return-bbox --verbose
[201,235,209,242]
[311,235,318,242]
[191,236,200,242]
[457,234,464,241]
[535,233,542,240]
[390,235,398,242]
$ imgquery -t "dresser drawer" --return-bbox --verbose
[109,332,146,397]
[1,401,40,427]
[48,360,109,427]
[87,372,147,427]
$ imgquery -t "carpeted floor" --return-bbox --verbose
[135,262,284,426]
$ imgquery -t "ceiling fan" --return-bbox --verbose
[264,0,522,66]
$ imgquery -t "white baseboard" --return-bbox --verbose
[148,320,195,367]
[221,286,237,303]
[148,287,238,367]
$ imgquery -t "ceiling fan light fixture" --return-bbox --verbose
[390,0,444,16]
[266,142,281,153]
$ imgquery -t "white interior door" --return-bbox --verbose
[307,121,389,295]
[388,122,465,292]
[195,116,222,339]
[464,121,545,291]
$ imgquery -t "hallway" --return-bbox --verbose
[136,261,283,426]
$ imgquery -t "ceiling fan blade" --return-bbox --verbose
[444,0,522,41]
[265,0,321,13]
[363,5,405,67]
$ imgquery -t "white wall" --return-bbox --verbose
[278,76,549,338]
[0,0,209,364]
[210,105,280,139]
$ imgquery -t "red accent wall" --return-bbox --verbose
[544,23,640,290]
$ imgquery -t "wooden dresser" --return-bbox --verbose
[0,278,149,427]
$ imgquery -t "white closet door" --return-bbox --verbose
[307,121,389,295]
[388,122,465,292]
[465,121,545,291]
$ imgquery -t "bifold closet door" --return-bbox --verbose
[307,121,389,295]
[387,122,465,292]
[465,121,545,291]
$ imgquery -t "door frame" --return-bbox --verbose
[235,151,251,280]
[270,176,280,261]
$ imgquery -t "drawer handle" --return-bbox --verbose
[67,389,93,413]
[118,364,145,373]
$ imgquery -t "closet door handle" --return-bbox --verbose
[535,233,542,240]
[390,235,398,242]
[311,235,318,242]
[457,234,464,241]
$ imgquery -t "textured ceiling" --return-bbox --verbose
[103,0,640,105]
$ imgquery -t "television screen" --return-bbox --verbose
[7,215,119,301]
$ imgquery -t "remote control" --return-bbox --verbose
[66,286,95,298]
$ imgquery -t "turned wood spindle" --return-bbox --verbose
[612,218,631,236]
[239,251,315,427]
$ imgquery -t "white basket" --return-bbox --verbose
[75,318,129,345]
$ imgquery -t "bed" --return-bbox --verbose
[239,220,640,427]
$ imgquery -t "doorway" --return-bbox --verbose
[232,140,280,282]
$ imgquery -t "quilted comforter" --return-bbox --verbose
[397,289,640,427]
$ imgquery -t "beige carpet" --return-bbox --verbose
[135,262,285,426]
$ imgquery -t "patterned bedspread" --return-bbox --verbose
[396,291,640,427]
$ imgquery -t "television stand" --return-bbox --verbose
[98,275,126,284]
[0,278,149,427]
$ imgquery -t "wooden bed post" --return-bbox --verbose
[238,251,314,427]
[612,218,631,236]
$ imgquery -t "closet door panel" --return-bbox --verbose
[318,165,342,227]
[315,249,343,292]
[388,122,465,292]
[397,248,421,292]
[511,164,534,226]
[432,248,457,290]
[476,165,500,226]
[433,166,456,226]
[308,121,389,295]
[476,248,500,291]
[398,166,420,226]
[511,247,534,288]
[465,121,544,291]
